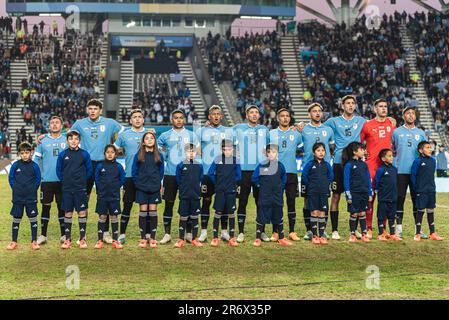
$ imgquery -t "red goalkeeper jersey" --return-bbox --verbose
[360,118,395,179]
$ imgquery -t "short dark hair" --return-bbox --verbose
[418,141,430,151]
[312,142,326,153]
[67,130,81,140]
[87,99,103,109]
[374,98,388,107]
[222,139,233,149]
[378,148,393,160]
[104,144,117,154]
[49,115,63,123]
[341,95,356,104]
[266,143,279,152]
[184,143,196,151]
[129,109,143,117]
[171,109,185,118]
[18,142,33,153]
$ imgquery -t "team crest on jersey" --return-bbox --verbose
[100,125,106,132]
[183,137,189,143]
[258,130,264,136]
[61,143,66,149]
[415,135,420,140]
[289,135,294,141]
[322,130,327,137]
[221,133,226,139]
[353,124,358,130]
[387,126,391,132]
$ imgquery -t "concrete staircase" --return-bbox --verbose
[98,35,108,102]
[219,82,243,125]
[280,35,309,123]
[399,25,441,145]
[177,59,206,124]
[117,60,134,126]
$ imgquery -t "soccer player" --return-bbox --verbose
[343,142,372,243]
[114,109,148,244]
[207,139,242,247]
[7,142,41,250]
[392,106,427,238]
[410,141,444,241]
[300,103,334,240]
[251,144,292,247]
[195,105,234,242]
[233,105,269,243]
[360,98,396,239]
[323,95,366,240]
[374,149,402,241]
[70,99,124,244]
[301,142,333,245]
[157,109,197,244]
[94,145,126,249]
[132,131,164,248]
[269,108,303,241]
[34,116,67,245]
[174,143,204,248]
[57,130,93,249]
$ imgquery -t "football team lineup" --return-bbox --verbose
[6,95,444,252]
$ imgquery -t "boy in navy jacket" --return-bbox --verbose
[301,142,333,245]
[251,144,292,247]
[207,139,242,247]
[410,141,444,241]
[343,142,373,243]
[174,143,204,248]
[374,149,402,241]
[94,144,126,249]
[56,130,92,249]
[7,142,41,250]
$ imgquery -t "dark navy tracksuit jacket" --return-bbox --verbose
[9,159,41,204]
[374,164,398,202]
[207,155,242,194]
[95,160,126,201]
[343,159,373,200]
[56,148,92,192]
[251,160,287,207]
[131,151,164,193]
[301,159,333,196]
[175,159,203,200]
[411,156,436,194]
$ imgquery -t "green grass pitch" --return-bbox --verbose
[1,175,449,300]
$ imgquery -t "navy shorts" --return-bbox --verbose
[415,192,436,210]
[256,205,283,225]
[96,199,121,215]
[10,202,38,218]
[213,192,237,213]
[377,201,396,221]
[178,199,201,217]
[62,191,88,212]
[136,190,162,205]
[307,194,329,212]
[348,193,369,214]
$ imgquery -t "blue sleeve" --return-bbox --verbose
[296,132,303,148]
[207,161,217,185]
[83,151,93,179]
[33,162,41,189]
[323,118,335,130]
[251,165,261,187]
[366,166,373,196]
[343,162,352,200]
[391,131,397,152]
[71,120,81,133]
[410,158,420,189]
[56,151,64,181]
[175,162,182,186]
[114,133,123,148]
[281,163,287,191]
[301,161,311,186]
[374,167,384,193]
[326,162,334,184]
[118,163,126,187]
[112,119,124,135]
[159,154,165,181]
[131,154,139,183]
[94,162,103,191]
[33,143,42,164]
[235,163,242,184]
[157,133,166,153]
[8,161,18,188]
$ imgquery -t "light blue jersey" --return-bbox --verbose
[269,128,303,174]
[157,128,198,176]
[233,123,269,171]
[392,125,427,174]
[301,123,335,165]
[196,125,234,175]
[324,115,366,164]
[33,133,67,182]
[114,127,146,177]
[71,116,123,161]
